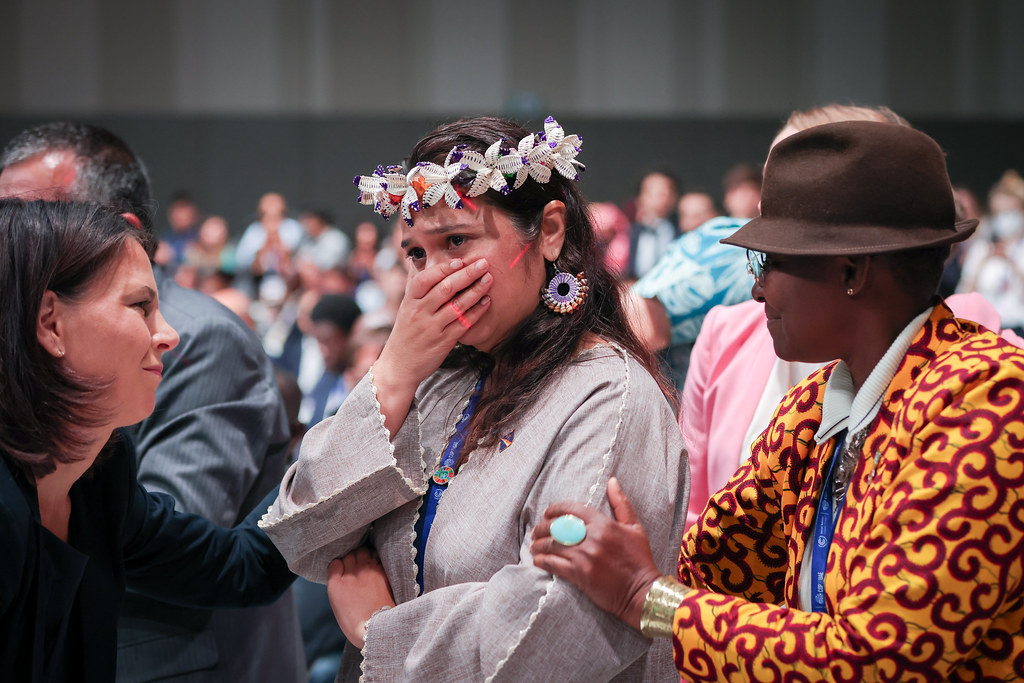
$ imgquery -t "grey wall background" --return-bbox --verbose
[1,0,1022,236]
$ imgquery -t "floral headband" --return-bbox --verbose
[353,116,584,226]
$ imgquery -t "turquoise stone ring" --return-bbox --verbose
[550,514,587,546]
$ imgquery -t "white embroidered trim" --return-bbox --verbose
[258,461,400,529]
[485,577,557,683]
[258,367,417,529]
[365,362,430,602]
[490,344,631,679]
[587,343,628,506]
[354,116,584,226]
[358,605,393,683]
[369,364,425,495]
[368,363,399,465]
[257,506,274,529]
[405,379,429,600]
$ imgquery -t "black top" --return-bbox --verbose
[0,431,294,682]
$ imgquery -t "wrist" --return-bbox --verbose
[370,356,416,402]
[639,576,690,639]
[359,604,391,649]
[369,359,418,439]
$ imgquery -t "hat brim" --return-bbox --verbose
[720,217,978,255]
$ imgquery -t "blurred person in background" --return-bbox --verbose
[235,191,304,285]
[626,167,763,390]
[296,209,352,275]
[177,214,237,296]
[626,170,681,279]
[184,214,236,275]
[155,192,202,273]
[721,162,762,219]
[589,201,631,276]
[299,294,362,429]
[266,289,326,400]
[957,169,1024,335]
[676,190,718,234]
[355,262,405,326]
[347,220,382,283]
[940,185,984,296]
[343,321,392,393]
[629,210,754,389]
[212,287,257,331]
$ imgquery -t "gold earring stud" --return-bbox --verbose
[846,288,854,296]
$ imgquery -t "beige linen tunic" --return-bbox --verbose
[261,345,688,682]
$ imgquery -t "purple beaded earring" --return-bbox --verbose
[541,262,588,314]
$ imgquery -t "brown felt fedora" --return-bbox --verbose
[721,120,977,255]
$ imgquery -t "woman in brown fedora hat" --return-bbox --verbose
[677,103,1022,536]
[531,121,1024,681]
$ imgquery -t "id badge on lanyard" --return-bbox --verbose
[811,432,847,613]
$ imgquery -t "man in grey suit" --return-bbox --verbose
[0,123,305,682]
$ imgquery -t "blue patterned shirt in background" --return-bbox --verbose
[632,216,753,345]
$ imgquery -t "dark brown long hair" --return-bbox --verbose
[406,117,674,458]
[0,199,150,477]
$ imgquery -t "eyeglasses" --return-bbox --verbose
[746,250,770,286]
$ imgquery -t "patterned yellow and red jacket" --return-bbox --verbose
[676,305,1024,682]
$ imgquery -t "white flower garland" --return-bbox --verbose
[354,116,584,225]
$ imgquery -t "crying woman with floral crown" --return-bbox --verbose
[259,116,688,681]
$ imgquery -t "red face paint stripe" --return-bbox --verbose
[448,301,471,329]
[509,242,531,269]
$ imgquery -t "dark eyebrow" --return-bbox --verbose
[126,285,157,299]
[400,224,474,249]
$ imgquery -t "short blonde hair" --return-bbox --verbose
[784,104,909,133]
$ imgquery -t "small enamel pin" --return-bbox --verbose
[499,431,515,452]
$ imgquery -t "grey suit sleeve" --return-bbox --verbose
[132,309,290,526]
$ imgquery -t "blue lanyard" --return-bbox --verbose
[811,430,847,613]
[413,374,487,593]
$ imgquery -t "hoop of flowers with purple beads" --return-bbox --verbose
[541,266,589,315]
[353,116,584,226]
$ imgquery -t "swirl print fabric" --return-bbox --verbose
[674,304,1024,682]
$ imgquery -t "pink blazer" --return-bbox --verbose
[680,292,1024,531]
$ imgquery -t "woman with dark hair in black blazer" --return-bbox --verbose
[0,199,293,682]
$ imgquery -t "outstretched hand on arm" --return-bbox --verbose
[530,477,664,631]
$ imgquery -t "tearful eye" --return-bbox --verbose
[448,235,466,248]
[406,247,426,261]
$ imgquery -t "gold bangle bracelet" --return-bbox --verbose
[639,576,690,639]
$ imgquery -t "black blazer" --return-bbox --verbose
[0,431,294,682]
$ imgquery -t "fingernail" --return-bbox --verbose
[475,259,488,271]
[480,273,493,285]
[450,259,463,269]
[480,295,491,305]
